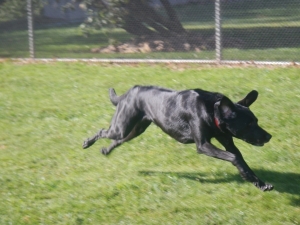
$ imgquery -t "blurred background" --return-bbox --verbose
[0,0,299,62]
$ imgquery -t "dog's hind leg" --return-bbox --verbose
[83,91,144,151]
[83,106,135,150]
[82,124,126,149]
[82,125,123,149]
[101,118,151,155]
[82,129,106,149]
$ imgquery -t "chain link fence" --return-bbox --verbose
[0,0,299,63]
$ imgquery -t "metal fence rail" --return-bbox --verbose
[0,0,299,64]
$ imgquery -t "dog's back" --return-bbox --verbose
[111,86,215,143]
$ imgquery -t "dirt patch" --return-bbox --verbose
[91,33,245,53]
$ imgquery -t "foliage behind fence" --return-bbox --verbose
[0,0,299,63]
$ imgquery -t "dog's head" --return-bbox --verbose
[214,90,272,146]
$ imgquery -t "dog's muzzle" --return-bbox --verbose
[244,133,272,146]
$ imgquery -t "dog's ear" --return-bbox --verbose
[219,96,236,119]
[237,90,258,107]
[215,96,236,120]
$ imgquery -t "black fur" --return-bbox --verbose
[83,86,273,191]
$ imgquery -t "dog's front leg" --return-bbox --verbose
[216,136,273,191]
[197,141,237,163]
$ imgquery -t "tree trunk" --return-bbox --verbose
[160,0,186,34]
[122,0,187,37]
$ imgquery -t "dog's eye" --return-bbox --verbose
[248,121,255,127]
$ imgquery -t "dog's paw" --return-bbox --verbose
[254,181,274,191]
[260,183,274,192]
[82,139,90,149]
[101,147,109,155]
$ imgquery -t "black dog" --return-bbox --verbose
[83,85,273,191]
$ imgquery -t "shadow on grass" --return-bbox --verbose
[139,170,242,184]
[139,169,300,202]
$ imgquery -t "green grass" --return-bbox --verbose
[0,62,300,224]
[0,0,300,61]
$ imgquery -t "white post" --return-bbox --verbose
[215,0,222,63]
[27,0,35,59]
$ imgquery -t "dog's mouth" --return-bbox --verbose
[253,143,264,147]
[244,140,265,147]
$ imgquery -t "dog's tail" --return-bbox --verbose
[109,88,121,106]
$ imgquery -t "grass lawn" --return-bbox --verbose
[0,62,300,224]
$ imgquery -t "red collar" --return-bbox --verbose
[214,117,224,132]
[214,117,220,129]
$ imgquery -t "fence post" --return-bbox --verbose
[215,0,222,63]
[27,0,35,59]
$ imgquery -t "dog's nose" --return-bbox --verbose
[265,133,272,142]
